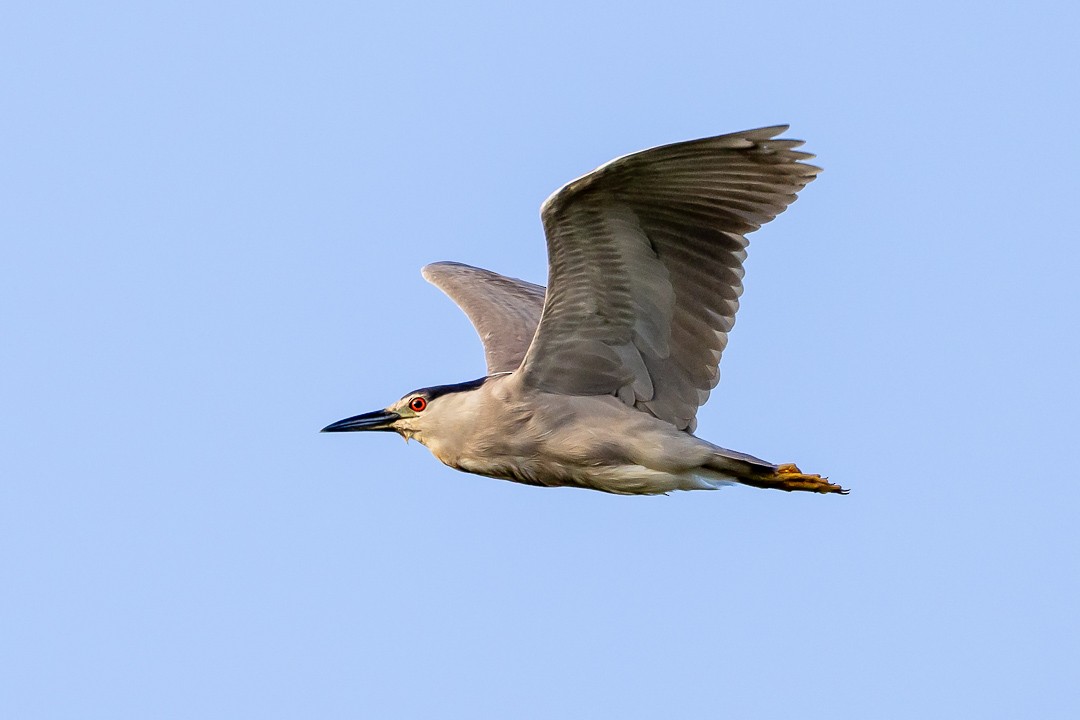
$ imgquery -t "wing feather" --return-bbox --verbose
[518,126,820,431]
[421,262,546,374]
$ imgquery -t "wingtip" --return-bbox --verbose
[421,261,468,282]
[744,123,791,137]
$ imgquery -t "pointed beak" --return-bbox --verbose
[321,409,401,433]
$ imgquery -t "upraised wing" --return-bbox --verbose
[519,126,820,432]
[422,261,546,374]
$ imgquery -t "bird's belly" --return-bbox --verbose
[455,458,733,494]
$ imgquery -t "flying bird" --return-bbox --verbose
[323,126,845,496]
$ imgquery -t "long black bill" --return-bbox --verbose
[321,410,400,433]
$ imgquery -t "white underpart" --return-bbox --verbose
[583,465,737,495]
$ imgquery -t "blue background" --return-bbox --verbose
[3,1,1078,717]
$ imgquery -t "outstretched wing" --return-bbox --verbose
[422,261,546,374]
[519,126,820,431]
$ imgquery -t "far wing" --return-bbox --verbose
[422,261,546,374]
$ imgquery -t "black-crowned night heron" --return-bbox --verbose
[324,126,846,496]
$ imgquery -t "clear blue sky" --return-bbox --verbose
[3,1,1078,717]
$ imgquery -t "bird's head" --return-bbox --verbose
[321,377,489,444]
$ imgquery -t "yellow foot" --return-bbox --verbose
[773,463,848,495]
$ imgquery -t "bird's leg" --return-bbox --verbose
[766,463,848,494]
[733,463,847,494]
[725,462,842,496]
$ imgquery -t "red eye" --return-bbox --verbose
[409,397,427,412]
